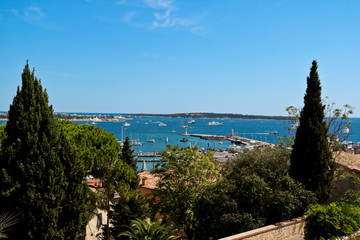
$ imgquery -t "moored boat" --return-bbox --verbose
[207,121,223,126]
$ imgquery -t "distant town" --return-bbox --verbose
[0,112,289,122]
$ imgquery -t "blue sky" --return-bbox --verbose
[1,0,359,116]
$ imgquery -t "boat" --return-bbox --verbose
[158,122,167,126]
[147,138,155,143]
[171,130,176,133]
[123,122,131,127]
[131,139,143,146]
[207,121,223,126]
[343,127,350,134]
[180,138,188,142]
[187,120,196,124]
[231,137,244,145]
[269,131,279,135]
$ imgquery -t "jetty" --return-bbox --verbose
[182,132,273,147]
[137,152,161,158]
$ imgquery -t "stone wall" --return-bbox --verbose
[218,217,305,240]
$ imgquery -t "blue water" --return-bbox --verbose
[2,116,360,170]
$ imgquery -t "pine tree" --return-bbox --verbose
[289,60,335,202]
[109,137,148,240]
[0,61,91,239]
[120,136,137,171]
[120,136,138,189]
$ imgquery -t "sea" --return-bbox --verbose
[2,115,360,170]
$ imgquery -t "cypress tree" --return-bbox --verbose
[0,61,90,239]
[289,60,335,202]
[108,136,148,239]
[120,136,137,172]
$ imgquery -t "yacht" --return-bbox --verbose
[158,122,167,127]
[123,122,131,127]
[207,121,223,126]
[269,131,279,135]
[147,138,155,143]
[131,139,143,146]
[180,138,188,142]
[187,120,196,124]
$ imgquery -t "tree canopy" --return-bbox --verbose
[289,60,335,202]
[0,61,93,239]
[149,145,219,240]
[196,147,316,239]
[58,119,121,178]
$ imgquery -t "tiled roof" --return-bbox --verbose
[335,151,360,172]
[138,170,159,189]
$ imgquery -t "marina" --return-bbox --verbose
[2,115,360,170]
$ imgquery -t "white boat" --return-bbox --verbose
[158,122,167,126]
[207,121,223,126]
[123,122,131,127]
[187,120,196,124]
[343,127,350,134]
[147,138,155,143]
[131,139,143,146]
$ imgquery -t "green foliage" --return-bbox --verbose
[119,136,139,189]
[119,218,183,240]
[149,145,219,240]
[0,124,5,149]
[99,156,138,240]
[196,147,316,239]
[289,60,335,202]
[0,212,18,239]
[120,136,137,171]
[58,119,121,177]
[280,101,353,149]
[58,119,140,240]
[110,190,149,240]
[0,61,93,239]
[305,190,360,240]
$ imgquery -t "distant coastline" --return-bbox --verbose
[1,112,289,121]
[126,112,289,120]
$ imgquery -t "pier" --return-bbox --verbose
[182,133,273,147]
[137,152,161,158]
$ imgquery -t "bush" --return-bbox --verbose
[305,190,360,240]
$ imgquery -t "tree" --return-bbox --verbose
[289,60,335,202]
[109,136,148,240]
[195,147,315,239]
[58,119,121,177]
[110,190,149,240]
[120,136,137,172]
[119,136,139,189]
[0,212,18,239]
[279,102,353,149]
[58,120,140,240]
[0,61,92,239]
[119,218,183,240]
[149,145,219,240]
[0,124,5,149]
